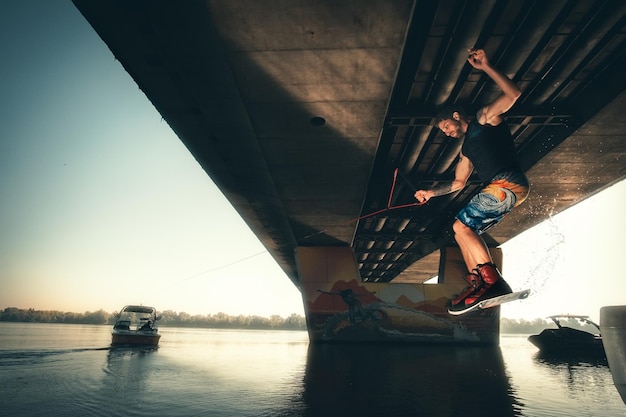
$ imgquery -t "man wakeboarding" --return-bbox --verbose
[414,48,530,315]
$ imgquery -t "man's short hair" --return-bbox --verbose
[435,105,468,124]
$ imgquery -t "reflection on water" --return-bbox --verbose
[532,351,611,402]
[102,347,159,399]
[0,324,624,417]
[534,350,608,368]
[302,343,516,417]
[501,334,623,417]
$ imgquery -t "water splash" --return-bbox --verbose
[517,215,566,294]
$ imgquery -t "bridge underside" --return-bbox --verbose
[72,0,626,290]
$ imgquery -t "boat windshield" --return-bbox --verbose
[549,316,600,333]
[115,306,158,331]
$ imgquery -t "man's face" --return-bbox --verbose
[437,117,464,139]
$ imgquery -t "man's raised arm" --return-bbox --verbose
[468,48,521,126]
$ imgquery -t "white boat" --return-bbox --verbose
[111,305,161,346]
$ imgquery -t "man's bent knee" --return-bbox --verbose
[452,219,472,235]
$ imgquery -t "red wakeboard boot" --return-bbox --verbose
[448,263,512,314]
[449,271,484,308]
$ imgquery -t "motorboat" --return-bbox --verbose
[527,315,605,357]
[111,305,161,346]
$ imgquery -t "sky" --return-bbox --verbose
[1,1,624,322]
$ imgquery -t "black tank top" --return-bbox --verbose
[462,120,521,182]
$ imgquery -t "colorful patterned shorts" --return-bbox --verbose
[456,171,529,234]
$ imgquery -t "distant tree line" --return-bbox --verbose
[0,307,110,324]
[156,310,306,330]
[0,307,601,334]
[0,307,307,330]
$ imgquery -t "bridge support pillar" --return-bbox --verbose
[296,246,500,344]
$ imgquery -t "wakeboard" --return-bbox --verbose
[447,289,530,316]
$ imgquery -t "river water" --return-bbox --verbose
[0,322,623,416]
